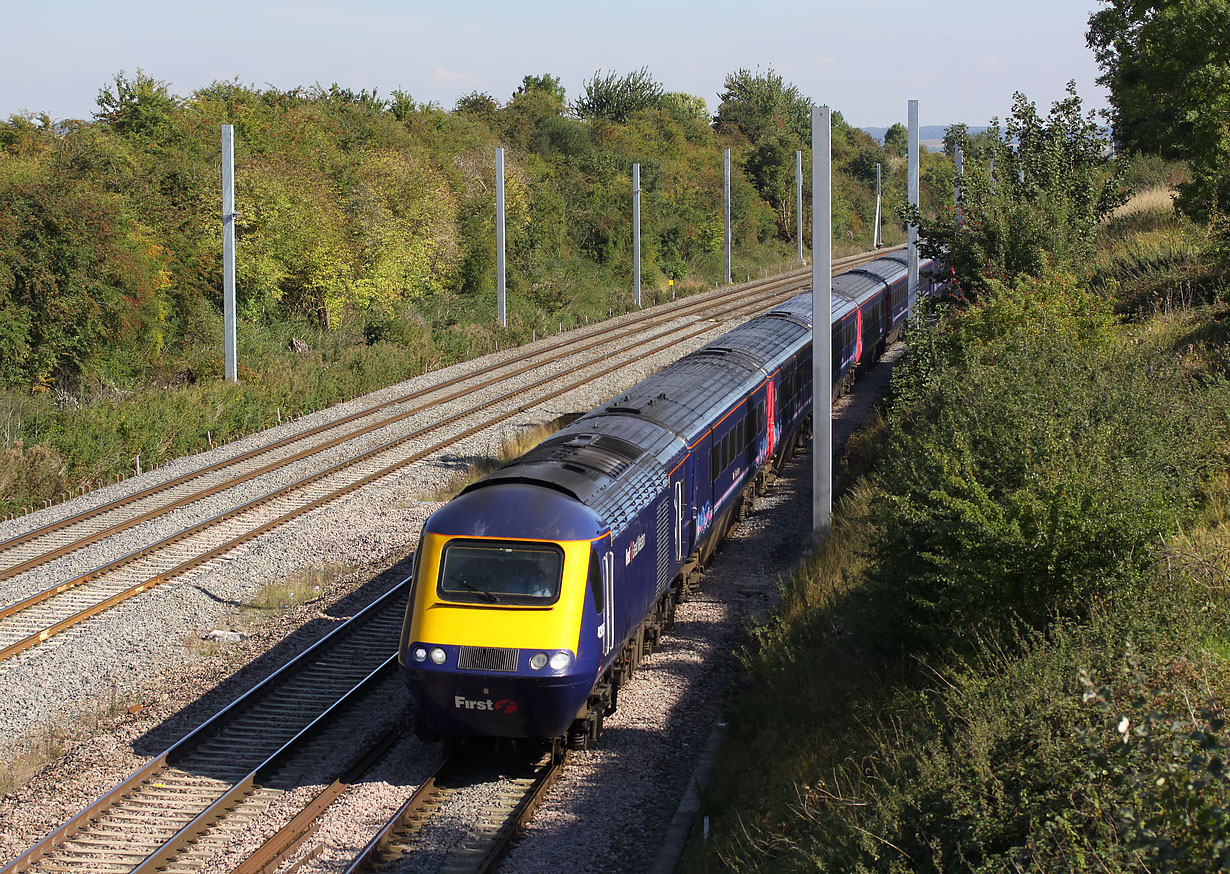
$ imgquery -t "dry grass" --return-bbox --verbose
[1111,185,1177,221]
[773,480,882,631]
[236,562,356,626]
[1093,198,1217,313]
[0,684,136,796]
[421,414,579,502]
[1173,471,1230,601]
[1,560,361,794]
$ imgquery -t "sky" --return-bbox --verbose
[2,0,1109,130]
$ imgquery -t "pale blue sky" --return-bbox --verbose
[3,0,1108,129]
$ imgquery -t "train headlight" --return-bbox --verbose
[549,651,572,671]
[429,647,447,665]
[411,647,427,663]
[529,652,549,671]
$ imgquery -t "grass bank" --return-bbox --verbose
[682,193,1230,872]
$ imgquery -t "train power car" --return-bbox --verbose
[399,255,943,748]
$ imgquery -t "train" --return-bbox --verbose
[398,253,947,748]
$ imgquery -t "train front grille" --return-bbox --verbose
[458,645,519,672]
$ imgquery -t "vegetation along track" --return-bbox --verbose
[0,582,408,874]
[0,247,901,664]
[344,746,562,874]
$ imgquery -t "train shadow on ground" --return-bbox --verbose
[131,551,415,759]
[499,349,902,870]
[499,446,818,873]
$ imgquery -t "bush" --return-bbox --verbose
[869,270,1220,644]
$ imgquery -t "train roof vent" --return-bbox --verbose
[539,432,641,459]
[591,434,643,462]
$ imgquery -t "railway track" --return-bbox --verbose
[343,746,562,874]
[0,247,903,666]
[4,568,561,874]
[0,582,410,874]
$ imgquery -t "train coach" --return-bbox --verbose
[399,255,946,749]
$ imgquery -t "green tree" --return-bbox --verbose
[872,268,1208,641]
[455,91,501,123]
[516,74,566,104]
[1087,0,1230,219]
[915,84,1127,296]
[387,90,417,121]
[942,122,968,160]
[94,69,181,139]
[714,67,813,145]
[575,68,663,123]
[660,92,708,122]
[502,75,567,150]
[745,132,797,234]
[883,121,908,156]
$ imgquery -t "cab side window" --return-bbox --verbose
[588,551,604,613]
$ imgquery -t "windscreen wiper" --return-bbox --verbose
[449,575,499,603]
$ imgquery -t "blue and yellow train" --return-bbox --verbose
[398,254,946,747]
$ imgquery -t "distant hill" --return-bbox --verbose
[862,125,989,150]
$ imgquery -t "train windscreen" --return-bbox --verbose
[437,540,564,605]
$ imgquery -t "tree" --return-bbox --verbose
[714,67,813,145]
[574,68,663,123]
[502,75,567,150]
[454,91,501,128]
[94,69,181,139]
[883,122,908,157]
[1087,0,1230,218]
[387,90,416,121]
[745,132,796,231]
[660,92,708,122]
[515,74,566,105]
[914,83,1128,296]
[942,122,969,160]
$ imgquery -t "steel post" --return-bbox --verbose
[221,125,237,382]
[812,107,832,535]
[724,149,732,284]
[633,163,641,307]
[907,100,919,313]
[496,148,506,327]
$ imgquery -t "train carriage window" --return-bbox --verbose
[437,540,564,606]
[588,551,603,613]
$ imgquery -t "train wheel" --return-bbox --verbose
[567,721,589,750]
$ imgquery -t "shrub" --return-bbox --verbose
[870,270,1221,645]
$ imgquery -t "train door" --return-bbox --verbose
[673,479,684,562]
[693,435,716,545]
[601,549,615,657]
[765,379,777,459]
